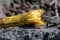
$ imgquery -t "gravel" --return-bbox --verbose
[0,27,59,40]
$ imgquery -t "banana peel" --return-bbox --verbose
[0,9,45,28]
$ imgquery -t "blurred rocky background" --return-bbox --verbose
[0,0,60,40]
[0,27,60,40]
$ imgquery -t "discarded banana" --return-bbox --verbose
[0,9,45,28]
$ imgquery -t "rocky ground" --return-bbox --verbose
[0,26,60,40]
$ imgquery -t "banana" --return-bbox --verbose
[0,9,45,28]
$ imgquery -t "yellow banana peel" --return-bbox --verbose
[0,9,45,28]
